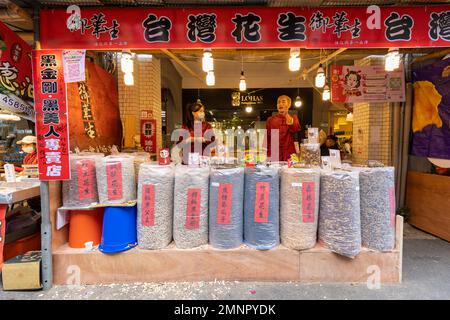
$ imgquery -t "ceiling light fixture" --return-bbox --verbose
[202,49,214,72]
[385,48,400,71]
[206,70,215,86]
[289,48,301,72]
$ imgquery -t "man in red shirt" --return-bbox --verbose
[266,95,301,162]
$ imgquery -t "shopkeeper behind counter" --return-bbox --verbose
[179,101,215,163]
[17,135,38,165]
[266,95,301,162]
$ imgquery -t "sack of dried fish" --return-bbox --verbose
[359,167,396,251]
[95,155,136,205]
[63,153,104,207]
[280,167,320,250]
[173,165,210,249]
[244,166,280,250]
[137,163,174,250]
[209,166,244,249]
[318,170,361,258]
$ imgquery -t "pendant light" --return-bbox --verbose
[206,70,215,86]
[202,49,214,72]
[124,71,134,86]
[294,87,302,108]
[245,106,253,113]
[239,55,246,91]
[120,50,133,73]
[289,48,301,72]
[385,48,400,71]
[315,64,325,88]
[322,63,330,101]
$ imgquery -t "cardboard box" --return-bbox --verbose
[2,251,41,291]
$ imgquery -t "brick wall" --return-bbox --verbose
[352,56,392,165]
[118,54,162,151]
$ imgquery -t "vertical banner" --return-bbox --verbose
[254,182,269,223]
[141,184,155,227]
[32,50,71,180]
[301,182,316,223]
[76,159,95,201]
[0,205,6,270]
[140,110,157,153]
[217,183,233,225]
[185,188,201,229]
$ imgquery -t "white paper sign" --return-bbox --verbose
[329,149,342,168]
[63,50,86,83]
[4,164,16,182]
[308,128,319,144]
[321,156,332,171]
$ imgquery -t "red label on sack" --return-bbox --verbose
[141,184,155,227]
[302,182,315,223]
[185,188,201,229]
[76,159,95,201]
[217,184,233,225]
[254,182,270,223]
[389,187,396,228]
[106,162,123,201]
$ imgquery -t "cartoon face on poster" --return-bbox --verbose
[331,65,405,103]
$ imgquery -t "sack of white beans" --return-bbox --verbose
[359,167,396,251]
[244,166,280,250]
[173,165,210,249]
[209,166,244,249]
[280,167,320,250]
[95,155,136,205]
[318,170,361,258]
[63,153,104,207]
[137,163,174,250]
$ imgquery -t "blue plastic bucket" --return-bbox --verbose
[99,206,137,254]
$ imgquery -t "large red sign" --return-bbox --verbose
[40,6,450,49]
[32,50,71,180]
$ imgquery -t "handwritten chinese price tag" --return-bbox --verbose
[185,188,201,229]
[254,182,270,223]
[217,184,233,225]
[76,159,95,201]
[389,187,396,228]
[141,184,155,227]
[31,50,71,180]
[106,162,123,201]
[301,182,315,223]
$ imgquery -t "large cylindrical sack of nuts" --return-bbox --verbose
[173,165,210,249]
[244,166,280,250]
[63,153,104,207]
[209,166,244,249]
[318,170,361,258]
[280,167,320,250]
[359,167,396,251]
[137,163,174,250]
[95,155,136,205]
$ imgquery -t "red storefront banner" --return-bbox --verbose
[141,119,157,153]
[31,50,71,181]
[40,6,450,49]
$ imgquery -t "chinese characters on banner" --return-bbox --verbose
[0,21,34,121]
[389,187,396,228]
[76,159,95,201]
[254,182,269,223]
[78,82,97,139]
[141,118,157,153]
[142,184,155,227]
[31,50,71,180]
[330,65,405,103]
[301,182,316,223]
[185,188,201,229]
[217,184,233,225]
[40,6,450,49]
[106,162,123,200]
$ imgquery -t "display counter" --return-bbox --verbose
[0,181,41,269]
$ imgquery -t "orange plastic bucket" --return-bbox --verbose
[69,208,104,248]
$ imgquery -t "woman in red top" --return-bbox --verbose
[266,95,301,162]
[179,101,215,163]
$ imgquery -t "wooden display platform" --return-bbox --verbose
[406,171,450,242]
[52,216,403,285]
